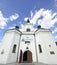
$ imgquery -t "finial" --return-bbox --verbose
[27,19,30,23]
[37,25,41,28]
[15,26,19,29]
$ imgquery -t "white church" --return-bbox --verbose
[0,19,57,65]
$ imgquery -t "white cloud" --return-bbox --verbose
[0,11,19,29]
[0,11,7,29]
[30,8,44,25]
[9,24,17,29]
[30,8,57,29]
[9,26,15,29]
[55,36,57,39]
[24,17,29,21]
[21,24,24,28]
[30,11,34,18]
[8,13,19,21]
[52,28,57,34]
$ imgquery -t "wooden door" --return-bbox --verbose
[27,50,32,63]
[23,50,32,63]
[19,50,23,63]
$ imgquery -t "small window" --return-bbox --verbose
[26,28,30,32]
[25,41,30,44]
[55,42,57,46]
[12,44,17,53]
[1,49,4,54]
[25,41,30,45]
[50,51,55,54]
[49,45,51,47]
[38,44,42,53]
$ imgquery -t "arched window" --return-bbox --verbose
[38,44,42,53]
[12,44,17,53]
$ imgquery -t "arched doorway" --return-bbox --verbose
[23,50,32,63]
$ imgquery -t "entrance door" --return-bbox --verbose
[19,50,23,63]
[23,51,27,63]
[27,50,32,63]
[23,50,32,63]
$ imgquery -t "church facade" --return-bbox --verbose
[0,20,57,65]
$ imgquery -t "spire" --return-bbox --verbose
[27,19,30,23]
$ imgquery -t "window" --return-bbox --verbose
[12,44,17,53]
[26,28,30,32]
[25,41,30,45]
[25,41,30,44]
[1,49,4,54]
[49,45,51,47]
[38,44,42,53]
[50,51,55,54]
[55,42,57,46]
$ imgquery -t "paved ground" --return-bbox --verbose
[0,63,35,65]
[0,63,57,65]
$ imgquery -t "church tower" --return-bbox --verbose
[19,19,37,63]
[0,26,21,64]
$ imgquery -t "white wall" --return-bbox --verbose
[0,30,21,64]
[0,31,15,64]
[35,31,47,63]
[19,34,37,62]
[7,30,21,63]
[20,23,36,32]
[0,24,57,64]
[35,29,57,64]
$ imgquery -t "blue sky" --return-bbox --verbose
[0,0,57,42]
